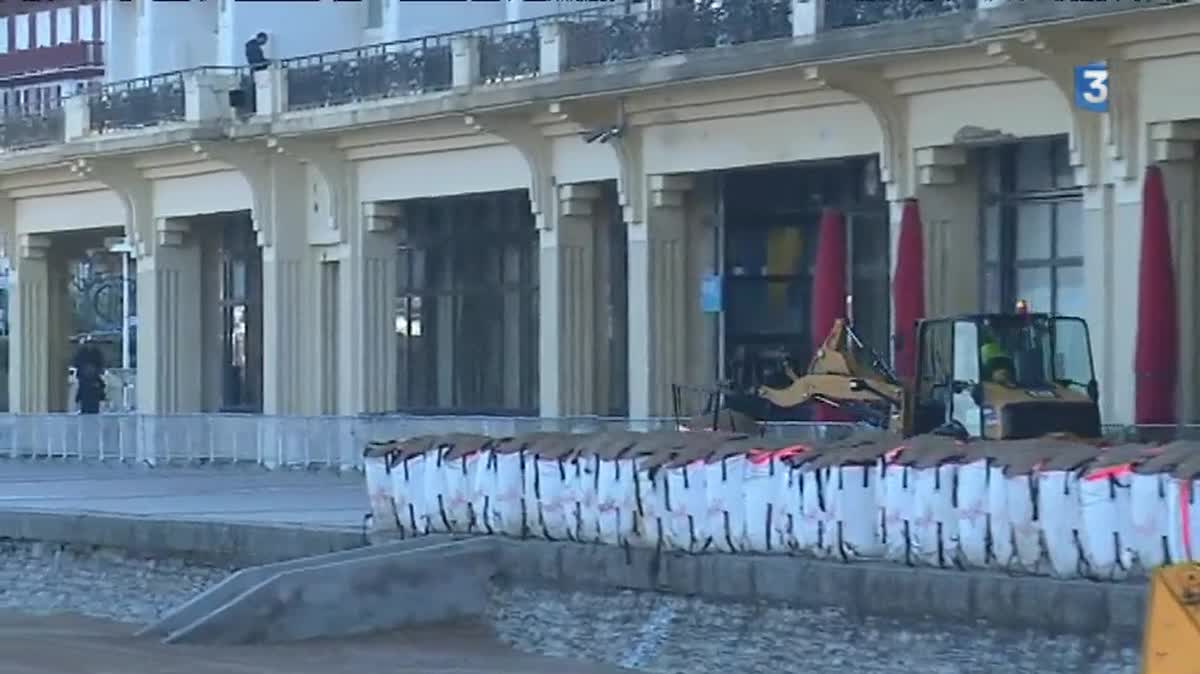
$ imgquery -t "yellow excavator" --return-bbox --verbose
[749,305,1103,441]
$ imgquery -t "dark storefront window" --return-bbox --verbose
[395,190,538,415]
[218,217,263,412]
[721,158,890,397]
[978,136,1084,318]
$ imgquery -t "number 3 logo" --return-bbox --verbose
[1081,68,1109,104]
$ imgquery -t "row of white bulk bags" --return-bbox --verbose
[364,438,1198,582]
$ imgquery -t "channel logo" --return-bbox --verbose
[1074,62,1109,113]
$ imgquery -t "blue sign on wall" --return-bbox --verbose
[1074,62,1109,113]
[700,274,722,313]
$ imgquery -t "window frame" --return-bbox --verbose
[978,137,1084,316]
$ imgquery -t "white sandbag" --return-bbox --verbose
[760,458,796,554]
[559,455,584,542]
[596,458,638,546]
[1079,466,1134,580]
[798,468,838,558]
[533,458,575,541]
[955,460,990,568]
[1165,479,1200,565]
[661,464,692,551]
[661,461,707,552]
[424,447,455,534]
[834,465,882,560]
[492,451,527,537]
[881,463,912,564]
[704,457,747,553]
[1130,472,1169,570]
[743,453,777,553]
[776,467,803,553]
[793,469,822,556]
[576,455,602,543]
[1007,474,1042,573]
[987,465,1013,568]
[364,454,398,534]
[1038,470,1083,578]
[634,459,667,549]
[391,453,431,537]
[910,465,956,567]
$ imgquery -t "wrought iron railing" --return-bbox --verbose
[88,71,186,134]
[0,105,65,150]
[282,35,454,112]
[824,0,977,31]
[477,20,542,84]
[564,0,793,70]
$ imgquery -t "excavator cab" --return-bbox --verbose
[914,310,1102,440]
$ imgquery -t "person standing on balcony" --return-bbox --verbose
[245,32,270,72]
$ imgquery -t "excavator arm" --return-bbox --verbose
[756,319,906,425]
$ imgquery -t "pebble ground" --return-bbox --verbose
[1,541,1141,674]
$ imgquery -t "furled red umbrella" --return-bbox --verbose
[810,207,852,423]
[1134,164,1178,426]
[892,198,925,381]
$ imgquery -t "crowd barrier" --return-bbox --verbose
[0,412,857,469]
[363,430,1200,581]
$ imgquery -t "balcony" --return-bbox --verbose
[0,41,104,83]
[0,0,1183,153]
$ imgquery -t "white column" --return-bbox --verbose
[1155,124,1200,423]
[540,184,599,417]
[912,146,979,316]
[135,219,203,413]
[343,202,399,414]
[628,175,692,419]
[8,234,67,413]
[261,233,309,417]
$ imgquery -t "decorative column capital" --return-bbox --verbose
[362,201,401,233]
[1149,121,1200,164]
[914,146,967,186]
[647,174,692,211]
[17,234,50,260]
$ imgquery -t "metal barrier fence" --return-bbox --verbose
[0,414,862,471]
[1,414,1197,471]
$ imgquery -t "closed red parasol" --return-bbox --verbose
[1134,164,1178,425]
[810,207,852,422]
[892,198,925,380]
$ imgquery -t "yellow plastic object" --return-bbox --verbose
[1142,563,1200,674]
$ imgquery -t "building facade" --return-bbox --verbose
[0,0,1195,426]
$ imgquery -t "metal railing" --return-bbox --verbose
[0,105,64,150]
[477,19,542,84]
[563,0,793,71]
[1,413,1197,471]
[0,413,861,470]
[87,71,187,134]
[281,34,455,112]
[824,0,977,31]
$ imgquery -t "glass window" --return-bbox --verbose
[1016,140,1053,192]
[0,20,8,54]
[1055,266,1086,319]
[1053,139,1075,188]
[1053,317,1093,387]
[35,11,50,47]
[15,15,28,50]
[1015,267,1052,314]
[983,203,1001,262]
[55,8,71,43]
[1015,202,1052,261]
[1055,201,1083,258]
[81,4,94,41]
[395,191,538,415]
[218,218,262,413]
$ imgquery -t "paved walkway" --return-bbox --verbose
[0,461,367,529]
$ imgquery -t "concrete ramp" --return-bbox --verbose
[147,536,497,645]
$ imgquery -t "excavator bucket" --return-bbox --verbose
[1141,563,1200,674]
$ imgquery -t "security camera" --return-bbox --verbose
[581,125,624,144]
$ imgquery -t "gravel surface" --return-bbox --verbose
[489,586,1142,674]
[0,541,1143,674]
[0,541,229,625]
